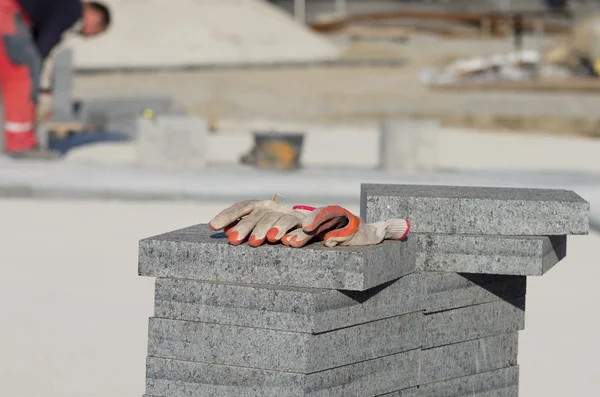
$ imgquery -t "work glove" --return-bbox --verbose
[283,205,410,248]
[209,200,318,247]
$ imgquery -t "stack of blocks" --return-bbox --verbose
[138,184,589,397]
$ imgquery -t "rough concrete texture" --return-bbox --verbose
[153,273,525,333]
[135,116,208,170]
[67,0,340,70]
[147,312,421,373]
[422,297,525,349]
[415,234,567,276]
[138,223,415,291]
[379,366,519,397]
[145,333,517,396]
[78,96,175,130]
[361,184,590,236]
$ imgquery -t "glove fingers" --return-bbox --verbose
[322,212,361,247]
[248,212,283,247]
[303,205,355,234]
[282,229,315,248]
[209,200,259,231]
[266,214,302,243]
[228,208,268,245]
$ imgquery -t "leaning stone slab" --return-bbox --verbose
[379,366,519,397]
[153,272,525,333]
[144,333,516,397]
[361,184,590,236]
[139,224,415,291]
[147,312,421,373]
[422,297,525,349]
[415,234,567,276]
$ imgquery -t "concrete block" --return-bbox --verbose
[422,297,525,349]
[361,184,590,236]
[380,366,519,397]
[139,223,416,291]
[379,119,440,172]
[145,348,420,397]
[147,312,422,373]
[153,272,525,333]
[419,333,519,385]
[135,115,208,170]
[416,234,566,276]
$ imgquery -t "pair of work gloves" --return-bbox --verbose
[209,200,410,248]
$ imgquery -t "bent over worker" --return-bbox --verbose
[0,0,110,159]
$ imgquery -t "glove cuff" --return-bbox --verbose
[371,219,410,241]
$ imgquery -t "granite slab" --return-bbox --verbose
[379,366,519,397]
[423,297,525,349]
[147,312,422,373]
[139,223,415,291]
[153,272,525,333]
[144,333,517,396]
[415,234,567,276]
[361,184,589,236]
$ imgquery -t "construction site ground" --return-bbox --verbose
[73,32,600,138]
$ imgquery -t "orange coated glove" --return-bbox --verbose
[283,205,410,248]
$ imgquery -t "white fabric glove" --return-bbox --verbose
[209,200,314,246]
[36,92,54,122]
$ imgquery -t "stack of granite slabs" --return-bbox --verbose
[137,184,589,397]
[361,184,589,397]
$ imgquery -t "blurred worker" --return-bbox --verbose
[0,0,111,159]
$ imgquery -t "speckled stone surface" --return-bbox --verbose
[153,273,525,333]
[419,333,519,386]
[379,366,519,397]
[361,184,590,236]
[415,234,567,276]
[147,312,422,373]
[422,297,525,349]
[145,348,420,397]
[144,333,517,396]
[138,224,415,291]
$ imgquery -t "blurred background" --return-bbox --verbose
[1,0,599,396]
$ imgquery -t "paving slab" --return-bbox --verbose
[423,297,525,349]
[138,223,415,291]
[361,184,590,236]
[147,312,422,373]
[154,273,525,333]
[415,234,567,276]
[380,366,519,397]
[144,333,517,396]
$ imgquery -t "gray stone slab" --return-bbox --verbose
[78,96,175,129]
[153,272,525,334]
[361,184,590,236]
[147,312,422,373]
[52,48,75,122]
[415,233,567,276]
[145,348,420,397]
[419,333,519,386]
[423,297,525,349]
[138,223,416,291]
[144,333,517,397]
[379,366,519,397]
[379,119,440,172]
[135,115,208,170]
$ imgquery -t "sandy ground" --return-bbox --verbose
[0,199,597,397]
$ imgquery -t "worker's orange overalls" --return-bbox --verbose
[0,0,40,153]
